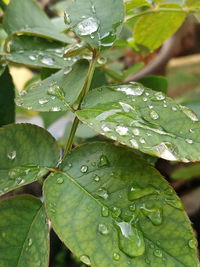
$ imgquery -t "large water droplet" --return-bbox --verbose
[80,165,88,173]
[115,220,145,257]
[39,98,49,105]
[7,151,16,160]
[128,185,157,201]
[40,56,54,66]
[98,155,109,167]
[153,142,178,161]
[116,84,144,96]
[98,223,109,235]
[101,206,109,217]
[80,255,91,265]
[116,126,128,136]
[76,17,99,36]
[150,110,159,120]
[96,187,109,199]
[140,204,162,225]
[180,105,199,121]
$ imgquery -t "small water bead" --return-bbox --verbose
[139,138,146,144]
[185,139,193,144]
[91,4,96,13]
[130,139,139,149]
[15,177,25,185]
[101,206,109,217]
[29,55,36,61]
[111,207,121,218]
[98,155,109,167]
[129,204,136,211]
[28,238,33,247]
[40,56,54,66]
[116,126,128,136]
[39,98,49,105]
[132,128,140,136]
[7,151,16,160]
[80,255,91,265]
[148,105,154,109]
[154,249,162,258]
[128,185,157,201]
[150,110,159,120]
[97,57,107,65]
[97,187,109,199]
[47,83,65,99]
[80,165,88,173]
[143,97,148,102]
[56,177,64,184]
[155,92,165,101]
[188,239,197,249]
[115,220,145,257]
[113,252,120,261]
[98,223,109,235]
[93,174,100,182]
[119,102,134,112]
[101,124,111,132]
[76,17,99,36]
[19,90,27,96]
[116,84,144,96]
[51,107,61,112]
[172,106,177,111]
[189,128,194,133]
[63,67,72,75]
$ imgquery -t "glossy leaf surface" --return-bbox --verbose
[76,83,200,162]
[16,60,89,112]
[0,195,49,267]
[44,143,199,267]
[65,0,125,48]
[3,0,73,43]
[0,124,59,196]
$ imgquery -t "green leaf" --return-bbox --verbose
[125,0,151,12]
[0,195,49,267]
[0,66,15,127]
[4,35,73,69]
[0,123,59,196]
[65,0,125,49]
[133,11,186,51]
[171,163,200,180]
[16,60,89,112]
[3,0,73,43]
[139,75,168,94]
[185,0,200,8]
[44,142,199,267]
[76,83,200,162]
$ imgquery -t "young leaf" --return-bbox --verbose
[0,124,59,196]
[43,142,199,267]
[16,60,89,112]
[4,36,73,69]
[65,0,125,49]
[76,83,200,162]
[3,0,73,43]
[0,66,15,127]
[133,11,186,51]
[0,195,49,267]
[171,163,200,180]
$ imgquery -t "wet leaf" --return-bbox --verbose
[4,36,73,69]
[76,83,200,162]
[44,142,198,267]
[0,123,59,196]
[16,60,89,112]
[0,195,49,267]
[65,0,125,48]
[3,0,73,43]
[0,66,15,127]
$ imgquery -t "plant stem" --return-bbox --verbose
[63,50,99,157]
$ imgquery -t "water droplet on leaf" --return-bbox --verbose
[56,177,64,184]
[101,206,109,217]
[98,223,109,235]
[97,187,109,199]
[128,185,157,201]
[80,255,91,265]
[7,151,16,160]
[80,165,88,173]
[76,17,99,36]
[154,249,162,258]
[98,155,109,167]
[113,252,120,261]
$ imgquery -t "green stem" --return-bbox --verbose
[63,50,99,157]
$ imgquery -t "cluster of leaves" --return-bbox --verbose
[0,0,200,266]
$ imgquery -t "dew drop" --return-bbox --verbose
[93,174,100,182]
[139,138,146,144]
[188,239,197,249]
[172,106,177,111]
[19,90,27,96]
[165,198,183,210]
[80,165,88,173]
[28,238,33,247]
[40,56,54,66]
[80,255,91,265]
[130,138,139,149]
[140,204,162,226]
[129,204,136,211]
[98,223,109,235]
[116,126,128,136]
[155,92,165,101]
[56,177,64,184]
[153,142,178,161]
[39,98,49,105]
[143,97,148,102]
[150,110,159,120]
[128,185,156,201]
[64,67,72,75]
[47,83,65,99]
[101,206,109,217]
[96,187,109,199]
[132,129,140,136]
[111,207,121,218]
[64,11,71,24]
[115,220,145,257]
[154,249,162,258]
[15,177,25,185]
[29,55,36,61]
[180,105,199,121]
[113,252,120,261]
[7,151,16,160]
[101,124,111,132]
[76,17,99,36]
[51,107,61,112]
[98,155,109,167]
[97,57,107,65]
[185,139,193,144]
[116,84,144,96]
